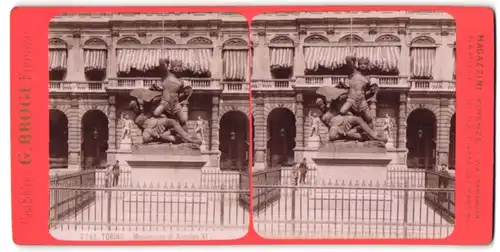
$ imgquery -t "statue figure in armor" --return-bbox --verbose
[338,56,379,129]
[126,59,201,147]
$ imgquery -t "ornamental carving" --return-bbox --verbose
[368,28,377,35]
[304,35,329,43]
[111,29,120,37]
[137,30,147,38]
[326,28,335,35]
[187,37,213,45]
[209,30,218,38]
[441,30,450,36]
[257,31,266,37]
[180,30,189,38]
[72,30,81,38]
[117,37,141,45]
[270,36,294,45]
[223,38,248,47]
[48,38,68,47]
[411,36,436,45]
[397,29,407,35]
[298,29,307,35]
[84,37,107,46]
[375,34,401,42]
[339,34,364,43]
[150,37,176,45]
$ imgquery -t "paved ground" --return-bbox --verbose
[50,190,249,241]
[253,187,454,239]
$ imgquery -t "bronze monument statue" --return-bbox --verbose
[315,56,387,146]
[125,59,202,149]
[338,56,378,129]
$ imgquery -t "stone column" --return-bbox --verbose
[295,93,304,148]
[67,99,81,169]
[397,93,407,149]
[67,31,85,82]
[210,96,220,151]
[211,44,222,80]
[106,31,118,81]
[293,42,305,77]
[253,96,266,171]
[399,43,410,78]
[437,98,452,166]
[107,96,117,151]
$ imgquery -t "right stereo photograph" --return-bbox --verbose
[250,11,456,239]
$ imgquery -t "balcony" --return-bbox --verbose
[221,81,249,94]
[252,79,296,91]
[49,81,107,93]
[294,75,410,89]
[410,80,456,92]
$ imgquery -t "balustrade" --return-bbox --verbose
[410,80,456,92]
[294,75,411,89]
[49,81,107,93]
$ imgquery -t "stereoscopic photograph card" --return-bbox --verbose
[10,6,494,245]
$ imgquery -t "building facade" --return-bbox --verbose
[250,11,456,170]
[48,13,251,171]
[48,11,457,172]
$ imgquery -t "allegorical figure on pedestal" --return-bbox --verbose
[121,113,133,140]
[126,59,202,148]
[381,113,395,148]
[306,110,322,148]
[194,116,206,150]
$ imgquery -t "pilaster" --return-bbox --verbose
[253,96,266,171]
[437,98,452,166]
[295,93,304,148]
[399,39,410,77]
[293,38,305,77]
[210,96,220,151]
[211,44,222,79]
[397,93,407,149]
[106,31,118,80]
[107,96,117,150]
[67,30,86,82]
[67,98,81,169]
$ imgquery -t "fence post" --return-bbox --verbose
[220,185,225,225]
[291,184,297,236]
[107,187,112,231]
[53,176,59,222]
[403,180,409,238]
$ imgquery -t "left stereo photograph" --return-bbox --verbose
[48,12,251,241]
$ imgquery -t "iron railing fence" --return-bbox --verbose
[424,171,456,222]
[50,169,242,189]
[49,184,250,233]
[49,170,97,222]
[252,183,455,239]
[278,165,429,187]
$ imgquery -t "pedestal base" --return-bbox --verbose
[312,142,391,184]
[306,135,321,149]
[313,152,391,184]
[116,143,207,187]
[119,137,132,151]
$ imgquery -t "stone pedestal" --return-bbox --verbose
[306,135,321,149]
[312,141,391,184]
[309,142,393,209]
[116,143,207,186]
[293,146,319,163]
[119,137,132,151]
